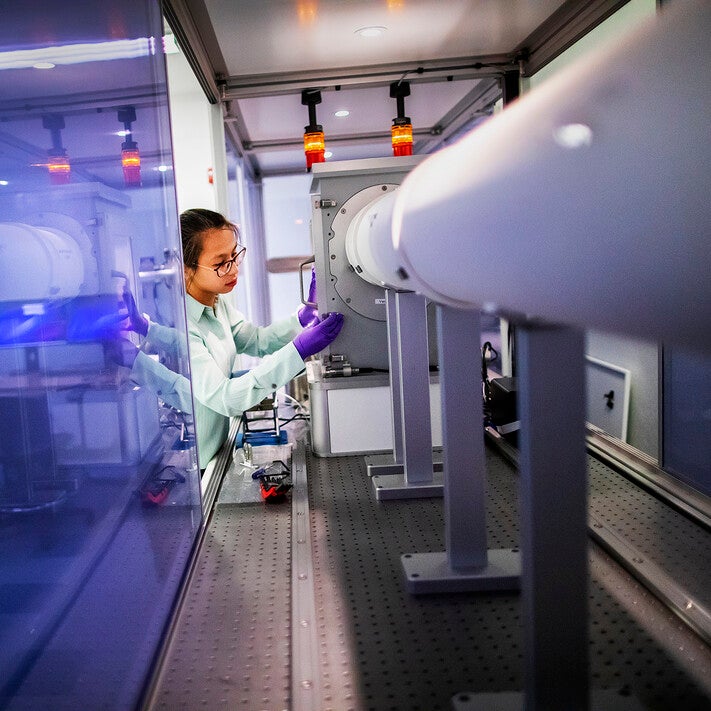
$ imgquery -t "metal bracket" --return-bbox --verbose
[299,255,316,308]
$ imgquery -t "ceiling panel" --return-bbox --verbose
[252,139,394,174]
[206,0,568,77]
[192,0,572,175]
[0,0,583,183]
[238,79,482,142]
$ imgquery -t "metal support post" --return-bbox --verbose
[387,288,404,466]
[372,292,443,499]
[454,324,644,711]
[517,325,588,711]
[401,307,520,593]
[365,289,404,476]
[456,325,588,709]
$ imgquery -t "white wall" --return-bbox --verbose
[165,45,228,216]
[525,0,660,458]
[262,174,313,323]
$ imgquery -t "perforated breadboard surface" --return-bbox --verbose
[148,446,711,711]
[305,447,711,711]
[588,457,711,609]
[149,501,292,711]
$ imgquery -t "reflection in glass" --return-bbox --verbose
[0,2,201,708]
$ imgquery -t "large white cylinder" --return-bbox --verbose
[0,222,85,301]
[392,0,711,353]
[345,190,410,291]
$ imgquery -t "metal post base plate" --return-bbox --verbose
[365,450,443,477]
[401,549,521,594]
[451,689,646,710]
[365,453,404,477]
[372,469,444,500]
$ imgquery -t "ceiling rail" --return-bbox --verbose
[221,55,516,99]
[517,0,632,76]
[162,0,226,104]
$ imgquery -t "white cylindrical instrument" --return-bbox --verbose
[0,222,85,301]
[390,0,710,353]
[345,190,410,292]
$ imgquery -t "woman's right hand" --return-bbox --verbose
[292,312,344,360]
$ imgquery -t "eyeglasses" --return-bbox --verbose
[196,246,246,277]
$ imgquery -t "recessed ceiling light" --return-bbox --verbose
[355,26,387,38]
[154,165,171,172]
[0,180,9,186]
[334,110,350,118]
[33,62,55,69]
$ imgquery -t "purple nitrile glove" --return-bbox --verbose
[121,286,149,336]
[293,312,344,360]
[298,268,319,328]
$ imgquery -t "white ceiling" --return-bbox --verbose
[238,79,482,144]
[0,0,608,188]
[173,0,578,177]
[206,0,565,76]
[231,75,499,175]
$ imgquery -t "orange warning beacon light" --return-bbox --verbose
[302,89,326,170]
[390,80,413,157]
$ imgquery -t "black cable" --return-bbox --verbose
[160,421,182,430]
[279,413,310,426]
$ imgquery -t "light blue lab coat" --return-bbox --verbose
[130,295,304,469]
[184,294,304,469]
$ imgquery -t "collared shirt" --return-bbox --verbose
[130,321,193,414]
[185,294,304,469]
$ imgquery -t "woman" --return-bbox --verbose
[118,209,342,469]
[179,208,342,469]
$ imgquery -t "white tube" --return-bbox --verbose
[0,222,85,301]
[392,0,711,353]
[345,190,410,291]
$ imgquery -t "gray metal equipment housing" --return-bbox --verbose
[310,155,425,372]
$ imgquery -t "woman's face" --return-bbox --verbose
[185,226,240,305]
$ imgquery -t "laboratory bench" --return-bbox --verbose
[146,431,711,711]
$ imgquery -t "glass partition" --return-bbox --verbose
[0,1,201,708]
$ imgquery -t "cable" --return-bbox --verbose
[279,391,309,413]
[279,413,310,426]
